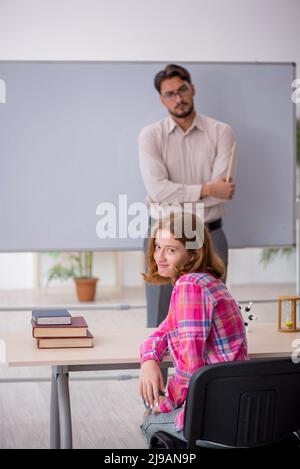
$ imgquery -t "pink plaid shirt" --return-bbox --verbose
[140,272,248,431]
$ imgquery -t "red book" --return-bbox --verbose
[36,330,94,349]
[32,316,88,338]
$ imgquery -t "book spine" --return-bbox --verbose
[36,342,93,349]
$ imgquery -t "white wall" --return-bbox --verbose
[227,248,296,285]
[0,0,299,69]
[0,253,34,289]
[0,0,299,289]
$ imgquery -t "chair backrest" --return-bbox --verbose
[183,358,300,448]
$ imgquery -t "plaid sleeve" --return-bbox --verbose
[160,280,212,412]
[140,316,170,365]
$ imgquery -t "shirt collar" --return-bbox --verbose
[167,113,204,134]
[167,116,177,133]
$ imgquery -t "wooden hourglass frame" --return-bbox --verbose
[278,295,300,332]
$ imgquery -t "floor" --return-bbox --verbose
[0,282,296,449]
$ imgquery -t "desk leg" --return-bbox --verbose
[56,366,73,449]
[161,367,168,387]
[50,367,60,449]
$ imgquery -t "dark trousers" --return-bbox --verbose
[143,227,228,327]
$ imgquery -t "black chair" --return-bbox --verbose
[149,358,300,449]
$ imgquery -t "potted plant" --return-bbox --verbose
[46,251,99,302]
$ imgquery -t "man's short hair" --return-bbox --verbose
[154,64,192,94]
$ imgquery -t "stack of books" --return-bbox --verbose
[31,309,94,349]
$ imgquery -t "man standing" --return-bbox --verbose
[139,64,236,327]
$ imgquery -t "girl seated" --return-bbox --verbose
[139,211,248,443]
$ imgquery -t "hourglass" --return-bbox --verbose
[278,296,300,332]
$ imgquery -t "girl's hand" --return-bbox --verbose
[139,360,165,409]
[152,395,165,415]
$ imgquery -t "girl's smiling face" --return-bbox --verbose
[153,229,191,278]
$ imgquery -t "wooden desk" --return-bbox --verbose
[1,323,300,449]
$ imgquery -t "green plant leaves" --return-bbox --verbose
[45,251,94,284]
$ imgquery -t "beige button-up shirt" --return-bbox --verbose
[138,113,236,223]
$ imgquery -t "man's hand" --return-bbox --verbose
[202,178,235,200]
[139,359,165,409]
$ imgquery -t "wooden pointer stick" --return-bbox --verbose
[226,141,236,182]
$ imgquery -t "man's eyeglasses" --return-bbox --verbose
[162,84,191,101]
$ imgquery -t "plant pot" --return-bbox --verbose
[74,277,98,302]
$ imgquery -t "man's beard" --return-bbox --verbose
[169,102,194,119]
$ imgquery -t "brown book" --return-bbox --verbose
[32,316,88,338]
[36,330,94,349]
